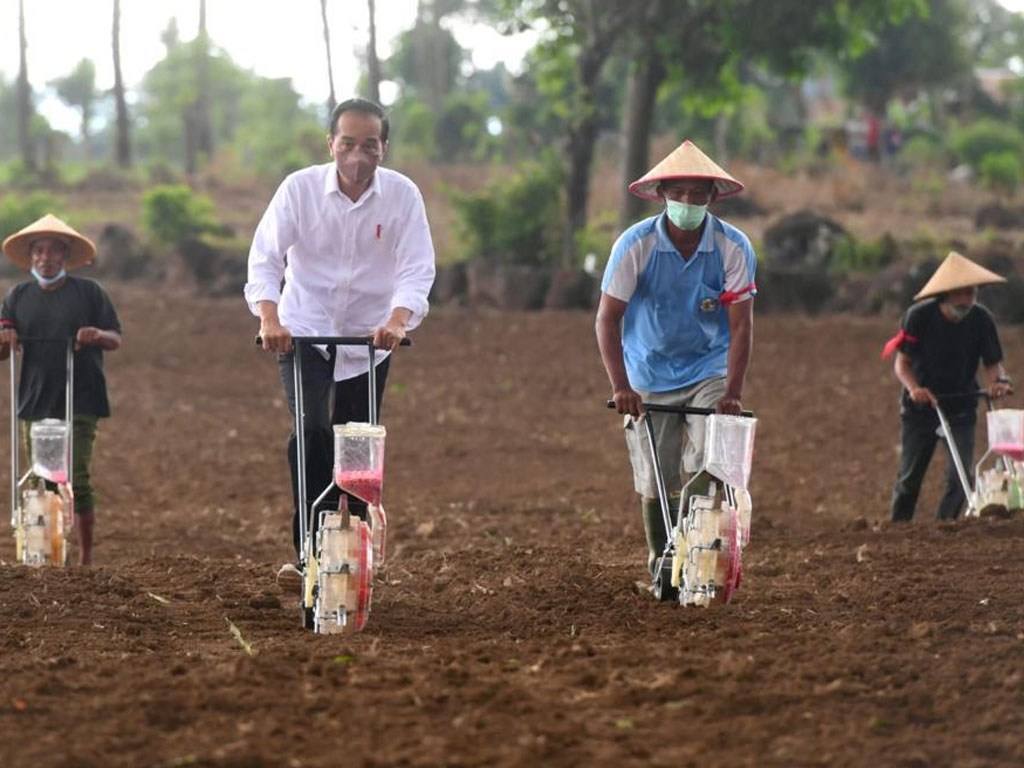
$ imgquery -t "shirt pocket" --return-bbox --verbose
[695,282,724,342]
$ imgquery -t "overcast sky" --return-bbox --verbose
[0,0,536,131]
[1,0,1022,133]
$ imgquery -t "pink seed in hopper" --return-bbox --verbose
[991,442,1024,461]
[336,469,383,504]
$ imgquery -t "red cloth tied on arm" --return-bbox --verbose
[719,282,756,306]
[880,329,917,360]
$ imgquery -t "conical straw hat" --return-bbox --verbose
[914,251,1006,300]
[628,140,744,201]
[2,214,96,270]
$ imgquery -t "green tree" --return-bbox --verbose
[499,0,926,262]
[387,16,466,112]
[50,59,99,155]
[495,0,640,265]
[841,0,969,114]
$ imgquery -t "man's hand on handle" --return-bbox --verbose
[372,320,407,352]
[259,317,293,355]
[0,327,18,359]
[908,386,938,407]
[990,378,1014,400]
[612,387,645,419]
[716,394,743,415]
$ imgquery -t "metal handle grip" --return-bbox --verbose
[605,400,755,418]
[255,335,411,348]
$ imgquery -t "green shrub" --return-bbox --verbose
[389,100,437,161]
[901,135,947,170]
[0,192,56,240]
[448,161,562,266]
[829,233,900,275]
[574,211,617,266]
[141,185,221,246]
[952,119,1024,171]
[979,151,1023,195]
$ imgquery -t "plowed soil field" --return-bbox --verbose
[2,285,1023,767]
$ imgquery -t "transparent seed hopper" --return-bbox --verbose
[30,419,71,484]
[334,423,387,506]
[704,414,757,492]
[973,408,1024,517]
[676,414,757,607]
[987,409,1024,461]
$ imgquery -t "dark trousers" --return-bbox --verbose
[891,410,976,522]
[278,347,390,558]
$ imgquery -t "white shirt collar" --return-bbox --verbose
[322,163,382,206]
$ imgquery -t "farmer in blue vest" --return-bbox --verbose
[596,141,756,586]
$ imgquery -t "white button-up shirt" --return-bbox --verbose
[245,163,436,381]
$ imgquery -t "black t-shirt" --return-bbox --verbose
[1,276,122,420]
[897,298,1002,416]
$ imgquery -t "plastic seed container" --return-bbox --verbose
[30,419,71,484]
[333,423,386,505]
[704,415,757,491]
[987,409,1024,461]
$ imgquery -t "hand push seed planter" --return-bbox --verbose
[9,338,75,567]
[935,392,1023,519]
[266,335,409,634]
[609,401,757,606]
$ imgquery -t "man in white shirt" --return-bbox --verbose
[245,98,435,572]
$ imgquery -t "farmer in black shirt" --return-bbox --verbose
[882,252,1012,522]
[0,215,122,565]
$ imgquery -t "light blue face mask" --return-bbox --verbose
[665,199,708,230]
[31,266,67,288]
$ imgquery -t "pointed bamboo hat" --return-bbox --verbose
[2,214,96,270]
[628,140,744,201]
[914,251,1006,300]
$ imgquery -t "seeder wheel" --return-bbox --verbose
[350,520,373,631]
[714,510,743,604]
[653,559,678,602]
[314,517,374,633]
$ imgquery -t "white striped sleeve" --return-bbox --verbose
[722,233,757,303]
[601,235,646,302]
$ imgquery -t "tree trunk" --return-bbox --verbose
[184,103,198,177]
[713,111,730,166]
[365,0,381,104]
[194,0,214,167]
[562,38,612,266]
[16,0,35,172]
[321,0,337,114]
[112,0,132,167]
[618,51,665,228]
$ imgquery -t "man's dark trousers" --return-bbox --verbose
[891,408,976,522]
[278,345,390,558]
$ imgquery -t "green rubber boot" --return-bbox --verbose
[641,498,667,579]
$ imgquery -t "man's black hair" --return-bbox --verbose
[328,98,389,143]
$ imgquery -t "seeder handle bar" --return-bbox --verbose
[605,400,754,418]
[934,390,992,400]
[255,335,412,347]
